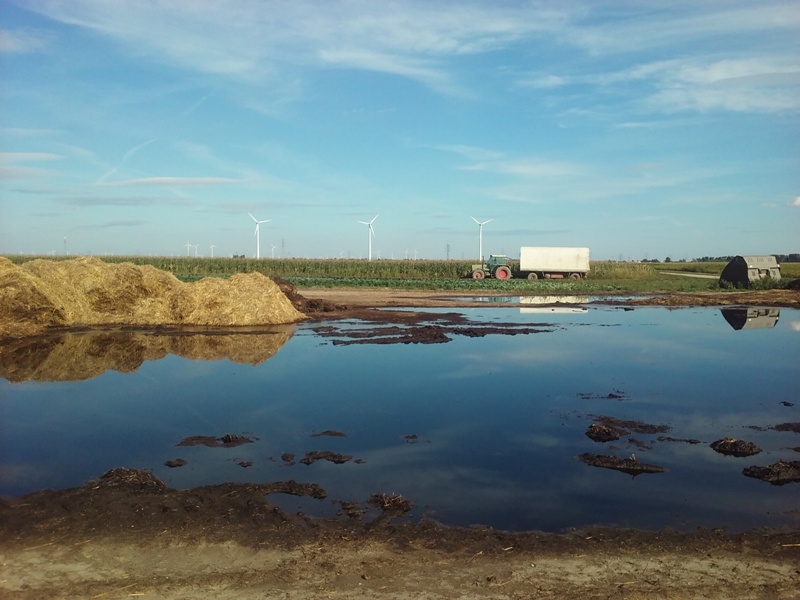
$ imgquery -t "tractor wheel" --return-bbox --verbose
[495,266,512,280]
[569,272,581,280]
[472,269,485,280]
[527,272,538,280]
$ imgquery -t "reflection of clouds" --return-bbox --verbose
[790,320,800,332]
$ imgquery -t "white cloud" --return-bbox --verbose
[791,196,800,207]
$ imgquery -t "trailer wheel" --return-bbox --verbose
[495,266,512,280]
[472,269,485,280]
[527,272,538,280]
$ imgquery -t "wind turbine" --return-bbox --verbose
[248,213,270,259]
[357,214,378,261]
[209,244,216,258]
[270,244,277,259]
[185,242,192,257]
[471,216,492,262]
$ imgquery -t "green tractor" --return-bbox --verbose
[469,254,513,280]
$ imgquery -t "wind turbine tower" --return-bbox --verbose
[357,214,379,261]
[471,216,492,262]
[248,213,270,259]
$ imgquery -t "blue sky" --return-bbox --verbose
[1,1,798,261]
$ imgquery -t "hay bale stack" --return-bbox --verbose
[0,257,305,339]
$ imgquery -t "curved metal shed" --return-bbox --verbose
[719,255,781,287]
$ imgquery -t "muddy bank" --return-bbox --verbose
[2,469,799,600]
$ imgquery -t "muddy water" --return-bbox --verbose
[1,305,798,532]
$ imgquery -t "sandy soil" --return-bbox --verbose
[2,285,799,599]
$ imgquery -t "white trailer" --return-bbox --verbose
[517,246,590,280]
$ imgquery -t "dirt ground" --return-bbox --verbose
[2,286,799,599]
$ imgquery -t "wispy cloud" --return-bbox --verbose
[791,196,800,207]
[96,176,248,187]
[522,56,800,113]
[77,220,148,230]
[0,27,49,53]
[0,151,61,179]
[95,138,158,184]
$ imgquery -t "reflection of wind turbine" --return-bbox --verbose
[357,214,378,261]
[248,213,270,259]
[471,216,492,261]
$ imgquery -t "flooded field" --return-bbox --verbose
[1,303,798,532]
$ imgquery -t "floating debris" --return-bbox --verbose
[578,453,667,476]
[281,452,296,465]
[710,438,762,457]
[743,460,800,485]
[237,460,253,468]
[367,493,413,513]
[92,467,166,490]
[164,458,187,468]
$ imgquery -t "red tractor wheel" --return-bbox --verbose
[494,266,512,280]
[472,269,485,280]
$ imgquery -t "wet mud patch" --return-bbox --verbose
[710,438,762,457]
[176,433,256,448]
[367,492,414,514]
[579,389,630,401]
[311,429,347,438]
[657,436,702,444]
[743,460,800,485]
[300,451,355,465]
[312,314,557,346]
[584,415,671,448]
[164,458,187,468]
[586,424,621,442]
[772,422,800,433]
[578,453,667,476]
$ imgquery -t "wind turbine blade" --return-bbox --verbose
[249,212,258,223]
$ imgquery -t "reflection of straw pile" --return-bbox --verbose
[0,257,305,339]
[0,329,295,382]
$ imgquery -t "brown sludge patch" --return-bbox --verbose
[710,438,762,457]
[743,460,800,485]
[300,451,353,465]
[578,453,667,476]
[177,434,255,448]
[586,423,621,442]
[772,422,800,433]
[311,430,347,438]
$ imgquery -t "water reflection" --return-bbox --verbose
[1,307,798,532]
[520,295,589,314]
[721,307,780,330]
[0,327,295,382]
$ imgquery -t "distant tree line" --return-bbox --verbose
[641,254,799,263]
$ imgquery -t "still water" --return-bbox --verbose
[1,303,797,532]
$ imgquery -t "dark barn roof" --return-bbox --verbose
[719,255,781,286]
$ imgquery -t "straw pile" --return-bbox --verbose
[0,257,305,339]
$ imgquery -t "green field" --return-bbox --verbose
[8,254,798,293]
